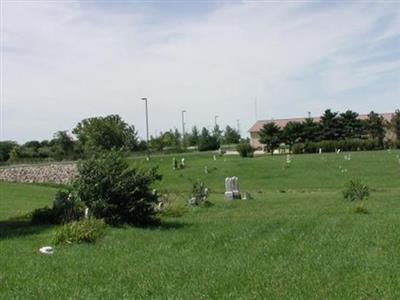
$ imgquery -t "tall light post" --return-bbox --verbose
[181,110,186,147]
[141,97,150,160]
[214,115,219,127]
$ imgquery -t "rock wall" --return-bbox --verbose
[0,163,77,184]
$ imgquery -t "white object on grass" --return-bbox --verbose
[39,246,54,255]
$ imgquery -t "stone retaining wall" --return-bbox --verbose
[0,163,77,184]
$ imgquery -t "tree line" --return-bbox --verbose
[259,109,400,154]
[0,115,242,162]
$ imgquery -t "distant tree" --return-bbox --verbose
[0,141,18,162]
[173,129,182,147]
[223,125,241,144]
[282,122,303,150]
[188,126,200,147]
[72,115,138,152]
[365,111,386,146]
[320,109,341,140]
[259,122,281,155]
[52,131,75,154]
[150,135,164,151]
[338,110,362,139]
[212,125,223,143]
[23,140,41,150]
[390,110,400,139]
[301,118,320,142]
[198,127,219,151]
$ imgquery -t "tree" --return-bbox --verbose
[259,122,281,155]
[223,125,241,144]
[338,110,362,139]
[72,115,138,152]
[365,111,386,147]
[212,125,223,143]
[390,110,400,139]
[74,151,162,225]
[52,131,75,154]
[198,127,219,151]
[282,122,303,150]
[188,126,200,147]
[301,118,320,142]
[0,141,18,162]
[320,109,341,140]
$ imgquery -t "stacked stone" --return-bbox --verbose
[0,163,77,184]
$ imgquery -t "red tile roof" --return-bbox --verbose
[248,113,394,133]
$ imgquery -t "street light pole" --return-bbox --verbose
[214,115,219,127]
[141,97,150,160]
[181,110,186,147]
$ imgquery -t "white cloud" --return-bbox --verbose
[2,1,400,142]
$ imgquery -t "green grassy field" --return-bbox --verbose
[1,150,400,299]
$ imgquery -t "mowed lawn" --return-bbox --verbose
[1,150,400,299]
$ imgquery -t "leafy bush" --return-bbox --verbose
[74,151,162,226]
[52,189,85,224]
[343,179,370,202]
[31,189,85,225]
[54,219,106,245]
[237,141,255,158]
[293,139,382,154]
[188,181,211,206]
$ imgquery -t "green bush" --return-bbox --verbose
[343,179,370,202]
[54,219,106,245]
[189,181,211,206]
[293,139,382,154]
[74,151,162,226]
[52,189,85,224]
[31,189,85,225]
[237,141,255,158]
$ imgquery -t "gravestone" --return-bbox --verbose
[213,155,217,161]
[204,166,208,174]
[181,158,185,167]
[224,177,241,200]
[319,148,322,155]
[172,157,178,170]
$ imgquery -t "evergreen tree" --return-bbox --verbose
[259,122,281,155]
[223,125,241,144]
[365,111,386,146]
[390,110,400,140]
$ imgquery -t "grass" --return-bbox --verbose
[1,150,400,299]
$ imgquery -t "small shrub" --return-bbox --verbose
[54,219,106,245]
[52,189,85,224]
[189,181,211,206]
[237,141,255,158]
[31,189,85,225]
[343,179,370,202]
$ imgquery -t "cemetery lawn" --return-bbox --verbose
[1,150,400,299]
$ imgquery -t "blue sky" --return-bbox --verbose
[1,0,400,142]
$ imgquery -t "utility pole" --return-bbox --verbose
[214,115,219,127]
[141,97,150,160]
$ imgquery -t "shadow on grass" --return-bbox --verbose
[132,220,189,231]
[0,219,51,240]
